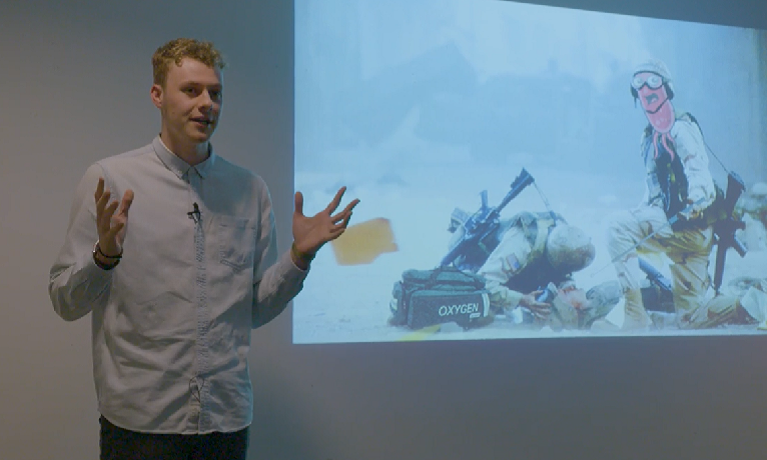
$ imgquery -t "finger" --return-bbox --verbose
[324,187,346,214]
[95,177,105,202]
[344,198,360,213]
[329,213,353,234]
[96,191,113,229]
[96,189,111,215]
[119,189,135,217]
[294,191,304,216]
[328,214,353,238]
[104,222,126,242]
[331,198,360,222]
[339,212,353,228]
[327,227,347,241]
[102,201,120,227]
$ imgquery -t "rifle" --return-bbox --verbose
[638,257,675,313]
[712,172,748,293]
[638,257,672,292]
[440,168,534,268]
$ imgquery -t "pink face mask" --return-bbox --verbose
[633,72,675,133]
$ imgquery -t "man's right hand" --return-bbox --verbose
[95,177,134,257]
[519,290,551,320]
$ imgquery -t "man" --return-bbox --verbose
[388,207,604,332]
[598,59,736,331]
[48,38,358,459]
[474,211,599,329]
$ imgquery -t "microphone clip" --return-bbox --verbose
[188,202,201,224]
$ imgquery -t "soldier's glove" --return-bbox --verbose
[679,197,708,221]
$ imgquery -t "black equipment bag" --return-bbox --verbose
[390,266,491,330]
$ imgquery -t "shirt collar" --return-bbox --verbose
[152,135,216,179]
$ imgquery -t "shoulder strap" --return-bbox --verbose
[528,215,556,261]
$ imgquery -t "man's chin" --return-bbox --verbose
[188,130,214,143]
[643,105,661,114]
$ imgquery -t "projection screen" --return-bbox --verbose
[293,0,767,344]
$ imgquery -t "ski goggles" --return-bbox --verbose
[631,72,664,91]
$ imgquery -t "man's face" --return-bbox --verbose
[152,58,223,148]
[632,71,668,114]
[558,286,588,310]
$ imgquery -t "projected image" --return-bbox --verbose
[293,0,767,343]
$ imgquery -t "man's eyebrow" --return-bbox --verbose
[179,81,223,88]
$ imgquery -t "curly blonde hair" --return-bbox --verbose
[152,38,226,87]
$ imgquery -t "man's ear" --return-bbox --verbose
[150,84,163,109]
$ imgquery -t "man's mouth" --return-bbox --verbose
[644,93,659,106]
[645,96,669,115]
[191,117,213,126]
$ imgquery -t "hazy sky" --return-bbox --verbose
[296,0,764,183]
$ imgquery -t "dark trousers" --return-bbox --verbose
[99,416,249,460]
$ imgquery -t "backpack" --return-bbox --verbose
[390,266,491,330]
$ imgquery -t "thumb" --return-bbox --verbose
[294,191,304,216]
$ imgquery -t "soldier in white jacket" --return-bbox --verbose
[598,59,738,331]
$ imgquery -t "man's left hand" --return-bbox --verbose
[680,197,708,220]
[292,186,360,265]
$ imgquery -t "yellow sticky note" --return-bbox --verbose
[330,218,398,265]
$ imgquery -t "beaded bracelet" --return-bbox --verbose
[96,242,123,259]
[92,242,122,271]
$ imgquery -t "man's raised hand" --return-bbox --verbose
[95,177,134,257]
[292,186,360,258]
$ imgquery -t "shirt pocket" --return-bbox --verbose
[218,216,257,272]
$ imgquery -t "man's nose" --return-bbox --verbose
[199,90,214,110]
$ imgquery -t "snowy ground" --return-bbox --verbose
[292,160,767,344]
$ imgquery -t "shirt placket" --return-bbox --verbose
[186,168,211,432]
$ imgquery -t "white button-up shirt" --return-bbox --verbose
[49,136,306,434]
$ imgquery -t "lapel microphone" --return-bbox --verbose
[187,202,201,224]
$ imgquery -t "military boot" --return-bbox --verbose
[679,294,740,330]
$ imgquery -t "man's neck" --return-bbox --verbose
[159,133,210,166]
